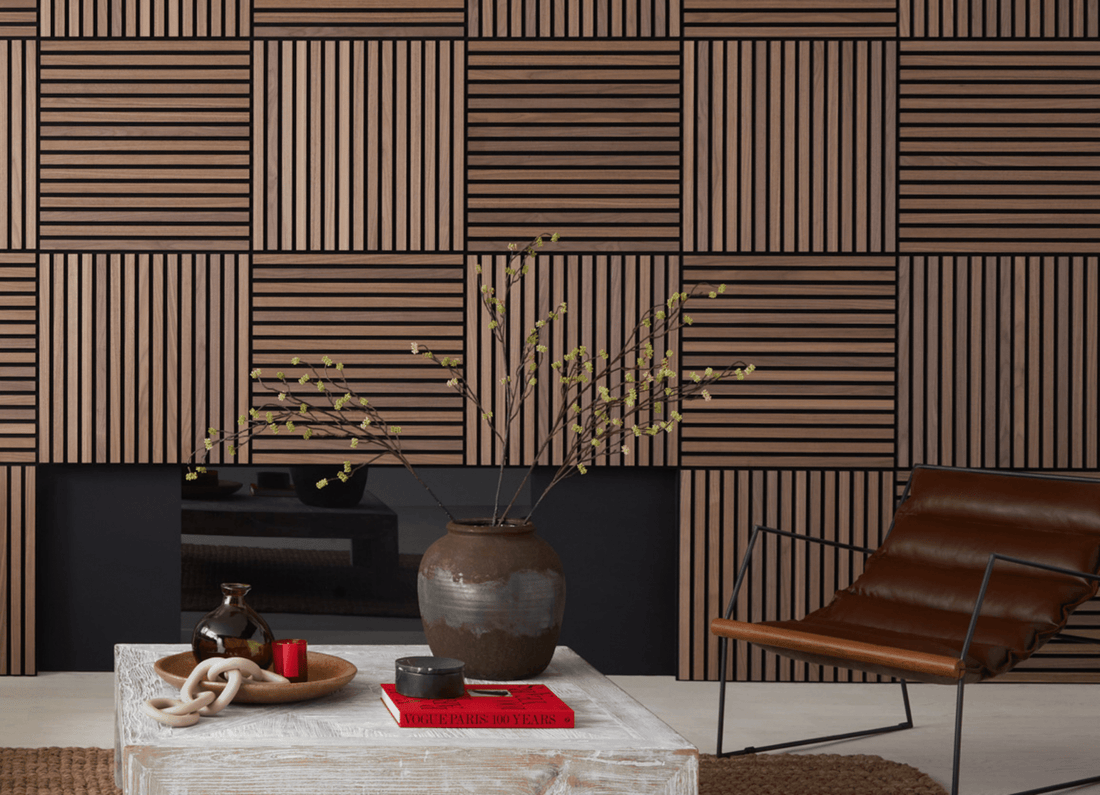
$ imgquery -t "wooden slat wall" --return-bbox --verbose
[681,256,896,469]
[0,465,34,675]
[679,468,896,682]
[0,2,35,37]
[684,39,896,253]
[900,0,1100,38]
[250,254,465,466]
[254,0,465,39]
[465,254,679,468]
[254,39,465,252]
[0,39,35,250]
[469,0,679,37]
[466,40,681,252]
[40,0,251,37]
[39,40,251,251]
[37,254,250,464]
[0,255,35,464]
[899,42,1100,253]
[684,0,897,38]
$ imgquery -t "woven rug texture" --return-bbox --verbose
[3,747,948,794]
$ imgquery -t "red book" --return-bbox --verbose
[380,683,575,728]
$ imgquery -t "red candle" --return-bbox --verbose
[273,639,308,682]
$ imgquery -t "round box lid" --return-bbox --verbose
[396,656,465,675]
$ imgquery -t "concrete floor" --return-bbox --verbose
[1,670,1097,794]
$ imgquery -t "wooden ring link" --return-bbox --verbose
[144,656,289,727]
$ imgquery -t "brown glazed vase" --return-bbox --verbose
[417,518,566,680]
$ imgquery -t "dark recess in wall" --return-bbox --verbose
[36,465,182,672]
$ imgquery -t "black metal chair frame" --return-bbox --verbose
[714,466,1100,795]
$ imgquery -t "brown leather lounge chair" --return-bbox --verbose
[711,465,1100,795]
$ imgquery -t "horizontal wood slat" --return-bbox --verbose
[466,254,678,468]
[685,39,896,254]
[0,255,35,463]
[899,42,1100,253]
[470,0,678,37]
[901,0,1100,38]
[39,41,250,251]
[0,466,35,675]
[41,0,250,36]
[899,256,1100,471]
[0,40,36,250]
[38,253,250,464]
[250,254,465,466]
[255,40,464,252]
[680,469,896,682]
[682,256,896,469]
[467,41,680,252]
[685,0,897,38]
[254,0,465,38]
[0,1,35,37]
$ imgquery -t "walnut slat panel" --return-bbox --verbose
[679,469,896,682]
[899,256,1100,471]
[899,42,1100,253]
[901,0,1099,37]
[684,0,897,38]
[0,466,35,675]
[685,40,896,254]
[470,0,679,37]
[466,254,679,468]
[41,0,251,35]
[38,254,250,464]
[0,255,35,463]
[255,40,464,252]
[254,0,464,38]
[467,41,680,253]
[0,0,36,37]
[250,254,465,466]
[682,256,896,469]
[0,40,36,250]
[39,41,250,251]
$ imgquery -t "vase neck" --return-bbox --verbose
[220,582,251,605]
[447,518,536,535]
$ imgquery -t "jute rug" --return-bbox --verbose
[3,747,948,794]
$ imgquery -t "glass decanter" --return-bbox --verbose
[191,582,275,670]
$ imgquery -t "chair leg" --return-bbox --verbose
[715,669,914,758]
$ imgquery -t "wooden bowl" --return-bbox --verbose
[154,651,357,704]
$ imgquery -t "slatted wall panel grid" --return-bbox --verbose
[684,0,897,38]
[469,0,679,37]
[254,0,464,38]
[250,254,465,466]
[255,40,464,253]
[899,256,1100,471]
[901,0,1100,38]
[0,255,35,463]
[0,39,36,250]
[899,41,1100,253]
[681,256,896,469]
[39,41,250,251]
[40,0,251,36]
[38,254,250,464]
[0,1,35,36]
[0,466,34,675]
[685,40,896,254]
[679,469,896,682]
[467,40,680,252]
[466,254,679,468]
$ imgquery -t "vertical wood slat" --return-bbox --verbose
[467,40,681,253]
[471,0,678,36]
[681,256,897,468]
[0,40,35,250]
[37,254,250,464]
[465,255,679,469]
[901,0,1099,37]
[41,0,250,36]
[679,469,896,682]
[899,41,1100,253]
[685,40,896,254]
[899,256,1100,471]
[0,255,35,463]
[249,254,465,466]
[256,40,464,253]
[0,466,35,675]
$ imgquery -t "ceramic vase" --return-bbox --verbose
[191,582,275,669]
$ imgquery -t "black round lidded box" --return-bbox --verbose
[395,656,466,699]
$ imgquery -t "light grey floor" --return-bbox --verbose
[1,665,1097,794]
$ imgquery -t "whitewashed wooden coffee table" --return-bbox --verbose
[115,644,698,794]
